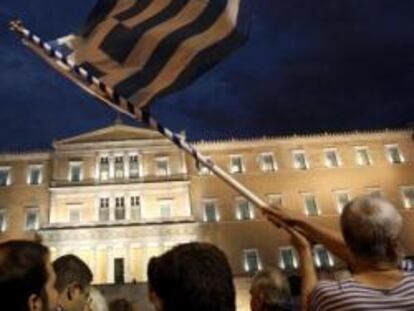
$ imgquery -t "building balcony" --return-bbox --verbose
[50,173,189,188]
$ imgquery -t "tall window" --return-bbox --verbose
[279,247,298,270]
[303,194,319,216]
[197,157,212,175]
[115,197,125,220]
[355,147,372,166]
[292,150,309,170]
[260,153,276,172]
[26,207,39,231]
[159,200,172,218]
[69,162,83,182]
[130,196,141,220]
[129,155,140,178]
[334,191,351,213]
[0,167,11,186]
[114,156,124,179]
[156,158,170,176]
[314,245,334,268]
[386,145,404,164]
[402,187,414,209]
[230,155,244,174]
[324,149,340,168]
[99,197,110,221]
[0,209,7,233]
[100,157,109,181]
[243,249,261,272]
[236,198,254,220]
[28,165,42,185]
[203,200,219,222]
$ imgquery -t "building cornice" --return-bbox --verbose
[192,128,413,150]
[0,151,52,161]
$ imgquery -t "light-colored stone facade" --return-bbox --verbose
[1,123,414,309]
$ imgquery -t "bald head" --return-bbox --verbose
[341,195,403,263]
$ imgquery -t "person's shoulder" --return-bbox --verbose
[309,280,353,311]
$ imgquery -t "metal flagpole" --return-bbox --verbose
[10,20,281,217]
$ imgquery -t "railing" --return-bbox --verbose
[50,173,189,187]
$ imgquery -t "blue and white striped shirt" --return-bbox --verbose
[309,273,414,310]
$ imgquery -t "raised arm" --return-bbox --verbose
[263,206,354,266]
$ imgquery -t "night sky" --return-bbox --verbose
[1,1,414,151]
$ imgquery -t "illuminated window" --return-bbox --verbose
[229,155,244,174]
[28,165,42,185]
[129,155,140,178]
[386,145,404,164]
[313,245,334,268]
[203,200,219,222]
[355,147,372,166]
[130,196,141,220]
[324,149,341,168]
[69,162,83,182]
[0,167,11,187]
[292,150,309,170]
[236,198,254,220]
[401,187,414,209]
[99,157,109,181]
[156,158,170,176]
[99,197,110,221]
[334,191,351,213]
[115,156,124,179]
[266,194,283,207]
[259,153,276,172]
[279,247,298,270]
[26,207,39,231]
[243,249,261,272]
[0,209,7,233]
[303,194,319,216]
[115,197,125,220]
[197,156,212,175]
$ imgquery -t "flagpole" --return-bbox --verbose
[9,20,281,218]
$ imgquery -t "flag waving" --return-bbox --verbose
[50,0,250,109]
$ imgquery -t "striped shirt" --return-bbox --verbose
[309,273,414,310]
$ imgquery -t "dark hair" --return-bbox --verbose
[147,242,235,311]
[0,240,50,311]
[53,254,93,292]
[109,298,133,311]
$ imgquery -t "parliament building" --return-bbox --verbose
[0,121,414,308]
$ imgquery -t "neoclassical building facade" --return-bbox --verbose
[1,123,414,286]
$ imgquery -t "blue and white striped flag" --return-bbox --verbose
[49,0,250,110]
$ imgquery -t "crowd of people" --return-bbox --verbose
[0,195,413,310]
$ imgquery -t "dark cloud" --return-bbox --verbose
[0,0,413,149]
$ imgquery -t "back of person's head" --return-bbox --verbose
[341,195,403,264]
[147,242,235,311]
[109,298,133,311]
[0,240,54,311]
[53,254,93,293]
[250,268,291,311]
[85,287,108,311]
[53,254,93,311]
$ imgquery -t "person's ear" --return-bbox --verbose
[67,283,80,301]
[28,294,42,311]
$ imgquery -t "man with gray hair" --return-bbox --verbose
[250,268,292,311]
[264,195,414,310]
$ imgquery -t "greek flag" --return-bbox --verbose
[49,0,250,109]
